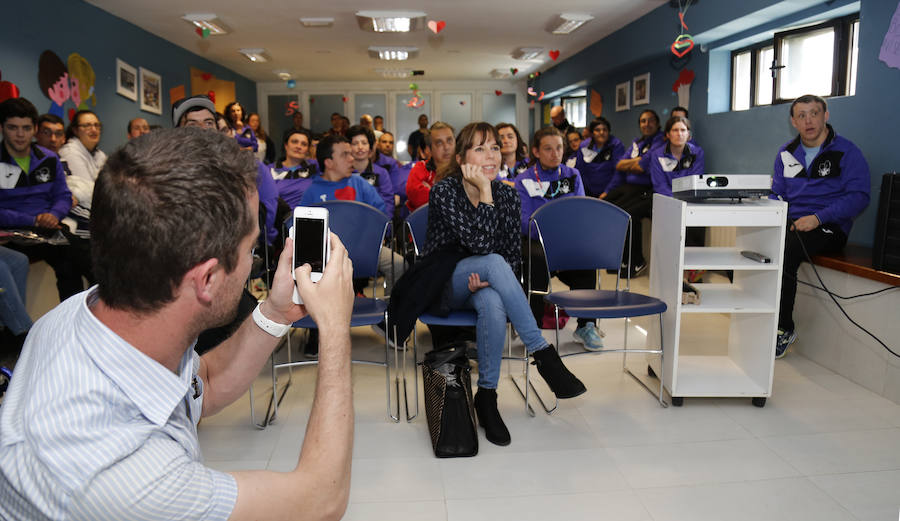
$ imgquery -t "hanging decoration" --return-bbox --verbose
[671,69,695,110]
[0,69,21,103]
[494,90,503,96]
[427,20,446,34]
[548,50,560,61]
[509,68,518,76]
[207,90,215,103]
[286,79,296,88]
[195,27,210,38]
[670,0,695,58]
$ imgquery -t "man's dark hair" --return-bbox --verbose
[671,106,689,118]
[66,110,99,140]
[92,128,258,313]
[379,130,393,139]
[639,109,660,126]
[589,116,612,135]
[0,97,39,126]
[331,112,341,118]
[284,127,312,145]
[316,134,350,169]
[346,125,375,149]
[38,113,64,128]
[495,122,527,162]
[790,94,827,117]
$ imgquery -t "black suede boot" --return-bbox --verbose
[474,387,511,446]
[532,345,586,399]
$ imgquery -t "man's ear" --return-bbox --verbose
[183,258,221,305]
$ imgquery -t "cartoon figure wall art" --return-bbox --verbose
[38,50,69,118]
[67,53,96,110]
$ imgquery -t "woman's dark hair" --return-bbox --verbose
[284,128,312,145]
[246,112,266,140]
[589,117,611,135]
[92,128,258,313]
[664,115,691,134]
[495,122,527,162]
[66,110,99,140]
[224,101,244,129]
[639,109,660,126]
[440,122,501,183]
[346,125,375,149]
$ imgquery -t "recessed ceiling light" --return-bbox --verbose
[182,13,231,35]
[490,69,511,79]
[511,47,544,60]
[375,68,414,78]
[300,17,334,27]
[238,48,270,63]
[368,46,419,61]
[274,70,292,80]
[356,10,426,32]
[549,13,594,34]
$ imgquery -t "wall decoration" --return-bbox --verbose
[615,81,630,112]
[67,53,95,110]
[879,1,900,70]
[633,73,650,106]
[549,50,560,61]
[139,67,162,115]
[190,67,234,113]
[590,88,603,117]
[670,0,695,58]
[38,50,69,118]
[0,70,21,103]
[116,59,137,101]
[672,69,695,110]
[427,20,446,34]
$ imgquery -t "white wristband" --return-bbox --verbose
[252,302,291,338]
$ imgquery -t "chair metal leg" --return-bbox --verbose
[621,314,668,407]
[405,324,419,422]
[383,314,400,423]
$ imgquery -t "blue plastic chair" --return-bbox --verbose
[403,205,533,421]
[529,196,668,409]
[253,200,402,427]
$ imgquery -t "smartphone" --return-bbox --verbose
[289,206,330,304]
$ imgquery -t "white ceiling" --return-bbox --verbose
[85,0,667,83]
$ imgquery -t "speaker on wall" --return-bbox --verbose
[873,172,900,275]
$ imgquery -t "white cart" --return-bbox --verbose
[649,195,787,407]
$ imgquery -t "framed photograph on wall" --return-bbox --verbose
[116,59,137,101]
[633,72,650,106]
[615,81,630,112]
[139,67,162,115]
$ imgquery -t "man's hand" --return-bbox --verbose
[294,233,354,331]
[467,273,489,293]
[34,213,60,229]
[791,214,820,232]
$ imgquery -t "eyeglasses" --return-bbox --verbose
[39,129,65,138]
[77,123,102,130]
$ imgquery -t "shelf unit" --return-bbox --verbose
[649,195,787,406]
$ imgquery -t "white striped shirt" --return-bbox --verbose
[0,288,237,520]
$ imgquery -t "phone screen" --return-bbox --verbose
[294,217,325,273]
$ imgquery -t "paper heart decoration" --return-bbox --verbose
[549,50,560,61]
[459,100,465,105]
[671,35,694,58]
[68,108,75,123]
[207,90,215,103]
[408,83,418,90]
[494,90,503,96]
[427,20,446,34]
[201,73,212,81]
[530,100,535,108]
[527,87,537,97]
[538,91,545,101]
[334,186,357,201]
[342,96,348,102]
[510,68,518,76]
[195,27,210,38]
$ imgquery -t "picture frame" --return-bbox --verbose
[115,59,137,101]
[139,67,162,115]
[615,81,630,112]
[633,72,650,106]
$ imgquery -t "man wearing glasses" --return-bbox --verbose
[0,97,92,301]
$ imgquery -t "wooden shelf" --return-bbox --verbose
[680,284,776,313]
[671,355,769,397]
[683,247,780,270]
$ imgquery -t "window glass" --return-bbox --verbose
[778,26,835,99]
[563,97,587,128]
[732,51,751,111]
[848,20,859,96]
[756,46,774,105]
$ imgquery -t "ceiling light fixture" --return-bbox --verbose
[490,69,510,79]
[274,70,292,80]
[300,17,335,27]
[368,46,419,61]
[182,14,231,35]
[356,10,426,32]
[511,47,544,60]
[549,13,594,34]
[375,68,414,78]
[238,48,270,63]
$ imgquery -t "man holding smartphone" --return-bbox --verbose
[0,128,357,521]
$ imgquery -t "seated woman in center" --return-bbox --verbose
[422,122,586,447]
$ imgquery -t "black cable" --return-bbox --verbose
[787,274,900,300]
[791,222,900,358]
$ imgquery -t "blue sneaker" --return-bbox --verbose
[573,323,605,351]
[775,329,796,359]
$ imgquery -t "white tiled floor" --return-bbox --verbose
[199,278,900,521]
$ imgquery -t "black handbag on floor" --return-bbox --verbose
[422,343,478,458]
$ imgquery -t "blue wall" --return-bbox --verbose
[0,0,257,153]
[536,0,900,246]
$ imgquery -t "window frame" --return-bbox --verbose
[729,13,858,110]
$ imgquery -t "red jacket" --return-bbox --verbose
[405,160,435,211]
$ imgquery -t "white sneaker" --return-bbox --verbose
[573,323,605,351]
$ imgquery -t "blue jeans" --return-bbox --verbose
[449,254,549,389]
[0,246,32,335]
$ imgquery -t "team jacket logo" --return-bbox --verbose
[33,166,52,183]
[0,163,22,189]
[521,177,574,199]
[817,160,831,178]
[781,150,843,179]
[360,172,379,187]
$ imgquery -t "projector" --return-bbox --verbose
[672,174,771,201]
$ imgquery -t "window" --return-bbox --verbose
[562,97,587,128]
[730,14,858,111]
